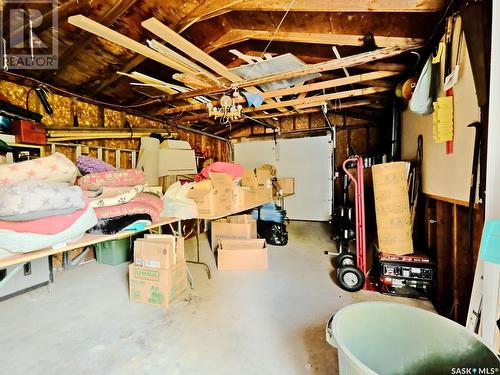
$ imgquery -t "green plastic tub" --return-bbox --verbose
[95,237,131,265]
[326,302,499,374]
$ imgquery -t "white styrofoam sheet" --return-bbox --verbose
[234,135,332,221]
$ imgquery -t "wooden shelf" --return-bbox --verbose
[197,193,293,221]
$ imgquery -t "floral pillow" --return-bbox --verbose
[93,193,163,222]
[77,169,145,191]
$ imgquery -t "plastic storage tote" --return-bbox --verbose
[95,237,131,265]
[326,302,499,374]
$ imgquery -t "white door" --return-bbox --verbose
[234,135,332,221]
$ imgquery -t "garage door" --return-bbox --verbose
[234,135,332,221]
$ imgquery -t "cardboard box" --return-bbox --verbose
[242,169,259,189]
[239,187,273,206]
[128,261,188,308]
[211,214,257,251]
[168,260,188,301]
[277,177,295,195]
[143,235,185,263]
[129,264,170,308]
[187,173,234,215]
[372,162,414,255]
[133,238,174,269]
[218,239,268,270]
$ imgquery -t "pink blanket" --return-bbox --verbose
[0,198,89,235]
[195,162,244,182]
[93,193,163,222]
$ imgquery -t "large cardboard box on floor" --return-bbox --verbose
[372,162,414,255]
[211,214,257,251]
[187,172,234,215]
[129,261,188,308]
[218,239,268,270]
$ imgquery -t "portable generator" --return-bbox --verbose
[377,252,435,299]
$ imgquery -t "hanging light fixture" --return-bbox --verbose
[206,85,242,123]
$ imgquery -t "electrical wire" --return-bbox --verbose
[242,0,297,81]
[1,70,162,110]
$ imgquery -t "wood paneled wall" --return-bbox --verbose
[416,195,484,324]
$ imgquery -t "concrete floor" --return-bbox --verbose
[0,221,433,375]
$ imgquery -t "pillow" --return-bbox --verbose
[89,185,143,208]
[93,193,163,222]
[0,199,89,234]
[0,206,97,253]
[77,155,115,175]
[0,152,77,186]
[77,169,145,190]
[0,179,85,217]
[0,206,77,222]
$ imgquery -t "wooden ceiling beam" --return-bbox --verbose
[161,70,398,115]
[142,17,285,112]
[177,98,380,123]
[229,0,446,13]
[205,28,424,54]
[173,86,390,120]
[68,15,201,75]
[53,0,138,75]
[176,0,446,29]
[169,44,418,102]
[87,2,239,95]
[176,0,244,34]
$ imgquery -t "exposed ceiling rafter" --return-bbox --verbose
[205,28,424,54]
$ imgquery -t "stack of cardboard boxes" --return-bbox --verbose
[129,235,188,308]
[185,164,295,216]
[211,214,268,270]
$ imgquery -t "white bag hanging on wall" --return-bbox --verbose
[409,56,434,115]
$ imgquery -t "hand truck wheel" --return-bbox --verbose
[336,265,365,292]
[335,252,356,268]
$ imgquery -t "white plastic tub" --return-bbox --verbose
[326,302,499,374]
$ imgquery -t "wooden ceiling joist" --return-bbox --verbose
[141,17,285,112]
[169,44,419,102]
[176,0,446,29]
[246,86,390,113]
[176,0,244,34]
[177,98,381,123]
[160,70,398,115]
[67,15,201,77]
[205,29,424,54]
[228,0,446,13]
